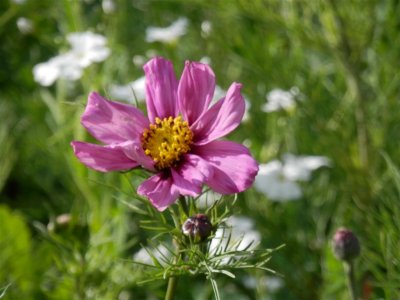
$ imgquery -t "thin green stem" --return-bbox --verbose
[165,197,189,300]
[344,261,357,300]
[164,275,178,300]
[179,196,190,217]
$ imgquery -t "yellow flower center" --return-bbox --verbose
[142,116,193,170]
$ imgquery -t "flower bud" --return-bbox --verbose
[182,214,213,242]
[332,228,361,261]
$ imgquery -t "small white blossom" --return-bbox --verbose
[254,154,330,202]
[132,55,146,67]
[102,0,116,14]
[255,160,303,201]
[282,153,331,181]
[262,87,300,113]
[17,17,33,34]
[199,56,211,65]
[133,244,170,266]
[33,31,110,86]
[146,17,188,43]
[67,31,110,67]
[210,216,261,257]
[197,191,221,209]
[33,52,83,86]
[243,275,284,292]
[201,20,212,37]
[109,76,146,103]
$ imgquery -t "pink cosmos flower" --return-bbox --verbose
[71,57,258,211]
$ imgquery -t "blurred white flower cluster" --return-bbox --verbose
[16,17,33,34]
[262,87,301,113]
[133,243,170,266]
[33,32,110,86]
[109,76,146,103]
[254,154,330,201]
[146,17,188,43]
[210,216,261,255]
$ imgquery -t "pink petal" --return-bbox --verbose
[143,57,178,122]
[170,154,214,196]
[178,61,215,124]
[137,173,180,212]
[71,141,139,172]
[191,83,245,145]
[171,169,201,197]
[193,141,259,194]
[81,92,149,144]
[120,140,156,171]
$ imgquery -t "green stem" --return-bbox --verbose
[164,275,178,300]
[179,196,189,217]
[344,261,357,300]
[165,197,189,300]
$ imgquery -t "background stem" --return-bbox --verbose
[344,261,357,300]
[164,276,178,300]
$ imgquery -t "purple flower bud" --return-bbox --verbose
[182,214,213,242]
[332,228,361,261]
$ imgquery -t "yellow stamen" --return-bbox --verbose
[142,116,193,170]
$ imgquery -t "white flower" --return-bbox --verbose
[201,20,212,37]
[197,191,221,209]
[262,87,299,112]
[199,56,211,65]
[132,55,146,66]
[67,31,110,67]
[254,154,330,202]
[33,52,83,86]
[33,31,110,86]
[133,244,170,266]
[282,153,331,181]
[243,275,284,292]
[109,76,146,103]
[145,17,188,43]
[210,216,260,257]
[255,160,303,201]
[17,17,33,34]
[102,0,116,14]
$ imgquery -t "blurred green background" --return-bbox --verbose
[1,0,400,299]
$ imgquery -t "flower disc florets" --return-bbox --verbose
[142,116,193,170]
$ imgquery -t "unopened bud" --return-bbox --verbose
[182,214,212,242]
[332,228,361,261]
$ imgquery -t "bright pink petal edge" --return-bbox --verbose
[81,92,149,144]
[192,140,259,194]
[178,61,215,124]
[137,173,180,212]
[71,141,139,172]
[191,82,245,145]
[143,57,179,122]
